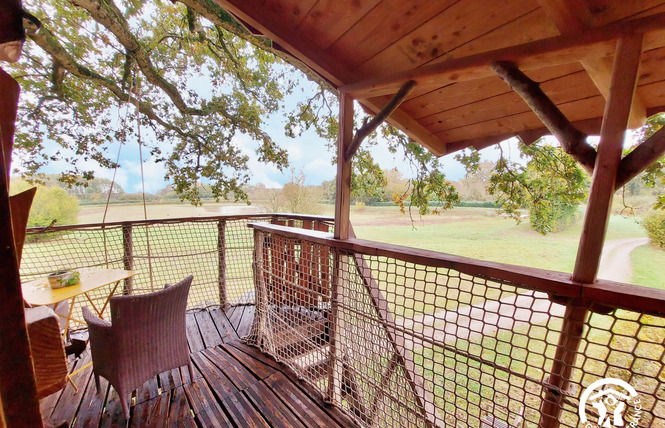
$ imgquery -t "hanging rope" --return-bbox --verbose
[132,79,155,291]
[101,77,135,268]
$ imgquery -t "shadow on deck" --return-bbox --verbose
[40,305,354,428]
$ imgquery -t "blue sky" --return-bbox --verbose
[29,76,511,195]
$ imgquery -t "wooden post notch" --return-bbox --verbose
[344,80,416,162]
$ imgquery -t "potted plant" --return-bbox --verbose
[47,270,80,289]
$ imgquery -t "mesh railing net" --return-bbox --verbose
[20,216,279,323]
[247,228,665,428]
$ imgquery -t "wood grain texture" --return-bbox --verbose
[355,0,539,77]
[45,306,356,427]
[341,12,665,98]
[25,307,67,399]
[537,0,647,127]
[334,93,353,240]
[296,0,382,51]
[0,67,42,428]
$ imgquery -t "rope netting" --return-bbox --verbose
[246,225,665,428]
[20,215,328,324]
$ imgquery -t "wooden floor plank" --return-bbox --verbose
[42,353,90,419]
[194,309,223,348]
[243,381,307,428]
[49,353,94,425]
[134,376,160,406]
[44,306,358,428]
[226,340,283,371]
[202,347,255,391]
[129,392,170,428]
[209,305,241,343]
[179,359,202,385]
[221,342,275,380]
[99,386,129,428]
[72,376,110,428]
[158,367,183,393]
[167,386,194,426]
[264,372,345,428]
[191,351,239,398]
[225,305,245,331]
[221,390,271,428]
[185,312,205,353]
[183,377,234,427]
[236,305,255,338]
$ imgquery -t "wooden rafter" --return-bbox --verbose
[491,61,597,174]
[339,12,665,99]
[615,126,665,189]
[444,118,604,154]
[537,0,647,128]
[345,80,416,162]
[215,0,443,154]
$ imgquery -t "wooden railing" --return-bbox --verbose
[247,222,665,428]
[20,214,333,316]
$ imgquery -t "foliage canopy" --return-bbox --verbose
[8,0,665,231]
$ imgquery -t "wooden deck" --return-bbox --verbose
[40,305,355,428]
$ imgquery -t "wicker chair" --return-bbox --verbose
[82,275,194,419]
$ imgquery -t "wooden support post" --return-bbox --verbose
[122,222,134,295]
[329,92,354,404]
[335,93,354,240]
[574,35,643,282]
[0,67,42,428]
[327,248,345,405]
[540,35,643,428]
[217,219,228,308]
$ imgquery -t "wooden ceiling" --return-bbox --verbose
[216,0,665,156]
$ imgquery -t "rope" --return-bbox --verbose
[101,77,135,268]
[132,80,155,291]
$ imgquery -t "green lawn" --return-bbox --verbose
[348,205,662,289]
[631,244,665,288]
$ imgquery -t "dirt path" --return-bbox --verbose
[396,238,649,349]
[597,237,649,283]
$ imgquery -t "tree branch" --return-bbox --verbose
[344,80,416,162]
[69,0,235,118]
[491,61,597,174]
[24,19,206,145]
[177,0,334,92]
[615,126,665,189]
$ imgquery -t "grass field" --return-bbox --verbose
[77,202,663,289]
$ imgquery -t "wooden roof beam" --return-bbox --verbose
[216,0,444,156]
[537,0,647,128]
[345,80,416,162]
[340,12,665,99]
[491,61,597,174]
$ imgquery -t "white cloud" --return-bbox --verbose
[124,158,167,193]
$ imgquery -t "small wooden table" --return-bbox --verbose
[22,267,137,392]
[22,267,137,337]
